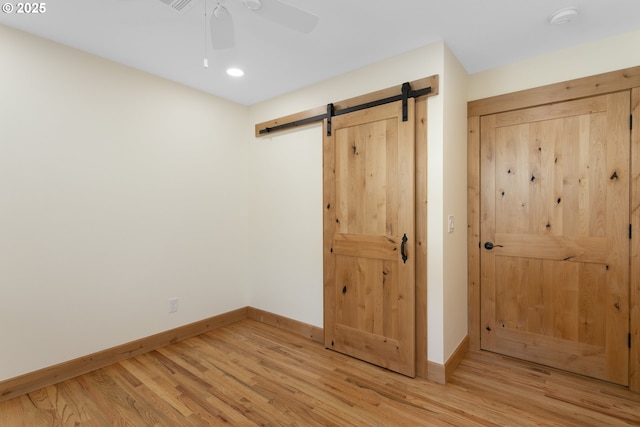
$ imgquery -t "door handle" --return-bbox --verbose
[484,241,503,250]
[401,234,408,263]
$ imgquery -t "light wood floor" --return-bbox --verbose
[1,319,639,426]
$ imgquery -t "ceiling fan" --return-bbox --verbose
[157,0,319,50]
[210,0,318,49]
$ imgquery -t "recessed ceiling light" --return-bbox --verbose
[226,67,245,77]
[549,7,578,25]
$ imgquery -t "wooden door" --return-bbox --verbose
[480,92,631,385]
[323,100,416,377]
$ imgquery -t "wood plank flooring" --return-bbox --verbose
[1,319,638,426]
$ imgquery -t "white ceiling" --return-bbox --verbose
[2,0,640,105]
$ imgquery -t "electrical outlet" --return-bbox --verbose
[168,297,179,313]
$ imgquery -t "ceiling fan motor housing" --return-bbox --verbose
[214,4,229,18]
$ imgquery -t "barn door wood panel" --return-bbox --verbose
[324,100,416,377]
[480,92,631,385]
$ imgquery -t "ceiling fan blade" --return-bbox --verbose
[251,0,318,34]
[210,6,235,49]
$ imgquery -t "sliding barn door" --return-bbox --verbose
[480,92,631,385]
[323,100,416,377]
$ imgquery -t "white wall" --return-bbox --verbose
[247,42,470,366]
[469,28,640,101]
[0,25,250,380]
[247,124,324,325]
[440,45,470,361]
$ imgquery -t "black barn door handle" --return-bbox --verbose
[401,234,408,263]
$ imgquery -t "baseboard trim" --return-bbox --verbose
[0,307,249,403]
[427,335,469,384]
[247,307,324,344]
[2,307,465,400]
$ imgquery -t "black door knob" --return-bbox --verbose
[484,242,503,250]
